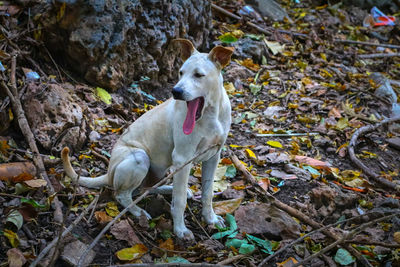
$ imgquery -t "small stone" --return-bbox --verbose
[61,240,96,267]
[284,164,312,181]
[89,130,101,142]
[387,137,400,151]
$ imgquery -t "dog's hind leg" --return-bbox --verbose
[150,185,193,199]
[113,148,151,219]
[201,151,225,227]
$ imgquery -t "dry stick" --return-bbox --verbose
[2,55,63,223]
[228,150,372,267]
[29,195,100,267]
[334,39,400,49]
[260,209,394,264]
[107,264,223,267]
[77,144,219,267]
[345,240,400,249]
[217,254,247,265]
[211,4,307,38]
[292,213,399,267]
[358,53,400,59]
[348,115,400,192]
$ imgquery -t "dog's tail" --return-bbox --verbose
[61,147,109,188]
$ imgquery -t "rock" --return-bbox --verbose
[284,164,312,181]
[22,83,87,154]
[89,130,101,142]
[223,62,255,83]
[246,0,289,21]
[222,188,246,199]
[232,37,265,62]
[235,202,300,240]
[37,0,212,91]
[61,240,96,266]
[259,152,290,164]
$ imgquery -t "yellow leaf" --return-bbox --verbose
[345,178,364,188]
[56,2,66,21]
[229,144,242,148]
[9,108,13,121]
[277,257,298,267]
[224,82,236,95]
[115,244,148,261]
[234,58,260,71]
[245,149,257,159]
[96,87,112,105]
[94,211,112,224]
[4,229,19,248]
[213,198,243,215]
[159,238,174,251]
[105,202,120,217]
[267,140,283,148]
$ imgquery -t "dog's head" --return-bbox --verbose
[172,39,234,135]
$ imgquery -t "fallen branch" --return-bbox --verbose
[345,239,400,248]
[334,39,400,49]
[211,4,307,38]
[292,213,399,267]
[29,194,100,267]
[108,264,223,267]
[358,53,400,59]
[2,55,63,223]
[348,116,400,192]
[77,144,220,267]
[228,149,372,267]
[217,254,246,265]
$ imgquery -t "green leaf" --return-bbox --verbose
[302,165,321,177]
[249,83,262,94]
[218,33,238,44]
[238,243,255,254]
[21,198,48,209]
[245,34,264,40]
[225,165,237,178]
[96,87,112,105]
[160,230,172,240]
[6,210,23,230]
[226,213,237,231]
[166,256,190,263]
[226,238,248,249]
[246,234,272,254]
[15,183,31,195]
[334,248,355,266]
[211,229,237,239]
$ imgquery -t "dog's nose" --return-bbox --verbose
[172,87,184,100]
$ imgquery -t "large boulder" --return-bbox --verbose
[36,0,212,91]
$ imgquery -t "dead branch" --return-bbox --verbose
[91,148,110,165]
[292,213,399,267]
[211,4,307,38]
[108,264,224,267]
[334,39,400,49]
[345,239,400,248]
[29,194,100,267]
[348,116,400,192]
[228,149,372,267]
[2,55,63,223]
[77,144,220,267]
[358,53,400,59]
[217,254,247,265]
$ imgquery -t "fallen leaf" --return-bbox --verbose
[294,155,330,170]
[111,219,141,245]
[24,179,47,188]
[218,32,238,44]
[277,257,298,267]
[105,202,120,217]
[115,244,148,261]
[258,178,270,191]
[159,238,174,251]
[264,39,284,55]
[213,166,229,192]
[6,210,23,230]
[213,198,243,215]
[267,140,283,148]
[165,256,190,263]
[7,248,26,267]
[95,211,112,224]
[334,248,355,265]
[245,149,257,160]
[96,87,112,105]
[4,229,19,247]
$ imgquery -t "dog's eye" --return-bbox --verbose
[179,71,183,76]
[194,72,204,78]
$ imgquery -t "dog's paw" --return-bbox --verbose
[175,226,195,241]
[186,188,193,199]
[203,212,225,228]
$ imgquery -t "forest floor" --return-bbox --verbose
[1,0,400,266]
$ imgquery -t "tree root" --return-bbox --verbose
[348,115,400,192]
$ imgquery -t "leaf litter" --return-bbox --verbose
[1,0,400,266]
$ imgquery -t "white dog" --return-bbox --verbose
[62,39,233,240]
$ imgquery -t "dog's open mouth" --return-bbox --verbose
[183,97,204,135]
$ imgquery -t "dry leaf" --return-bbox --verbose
[213,198,243,215]
[24,179,47,188]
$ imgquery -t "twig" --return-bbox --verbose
[217,254,247,265]
[334,39,400,49]
[107,264,223,267]
[348,115,400,192]
[2,55,63,223]
[228,149,372,267]
[43,46,64,83]
[292,213,399,267]
[211,4,307,38]
[87,187,103,223]
[256,133,318,137]
[358,53,400,59]
[77,144,220,267]
[187,205,212,239]
[91,148,109,165]
[29,195,100,267]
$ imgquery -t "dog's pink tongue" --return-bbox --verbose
[183,98,200,135]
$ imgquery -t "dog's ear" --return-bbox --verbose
[173,39,196,61]
[208,46,235,68]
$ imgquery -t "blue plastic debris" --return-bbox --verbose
[0,61,5,72]
[25,71,40,80]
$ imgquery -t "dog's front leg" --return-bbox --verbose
[201,150,224,227]
[171,160,194,240]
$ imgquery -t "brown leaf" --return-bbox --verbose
[94,211,112,224]
[7,248,26,267]
[18,203,38,222]
[213,198,243,215]
[24,179,47,188]
[0,162,36,182]
[110,219,141,245]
